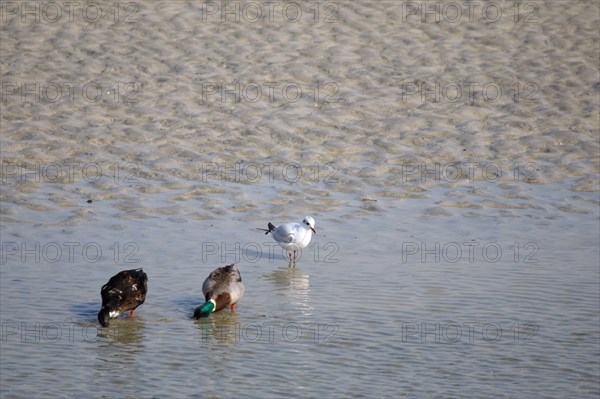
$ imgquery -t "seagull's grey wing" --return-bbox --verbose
[272,223,296,243]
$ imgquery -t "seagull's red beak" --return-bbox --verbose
[311,227,316,235]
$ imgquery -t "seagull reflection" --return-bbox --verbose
[263,267,312,316]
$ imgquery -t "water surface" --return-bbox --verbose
[1,1,599,398]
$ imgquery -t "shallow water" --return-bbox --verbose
[1,1,599,398]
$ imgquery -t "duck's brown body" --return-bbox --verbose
[194,264,244,318]
[98,269,148,327]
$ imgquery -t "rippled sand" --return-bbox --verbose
[1,1,599,398]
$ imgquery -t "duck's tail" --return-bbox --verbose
[193,299,216,319]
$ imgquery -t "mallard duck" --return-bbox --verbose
[98,268,148,327]
[265,216,316,264]
[194,264,244,319]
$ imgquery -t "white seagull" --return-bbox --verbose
[264,216,316,265]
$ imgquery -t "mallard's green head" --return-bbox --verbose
[193,300,216,319]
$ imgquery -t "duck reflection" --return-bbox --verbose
[193,311,241,345]
[100,318,145,346]
[92,318,146,386]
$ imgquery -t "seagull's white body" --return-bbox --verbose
[266,216,316,263]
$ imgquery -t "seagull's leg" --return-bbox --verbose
[129,309,135,318]
[231,303,236,312]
